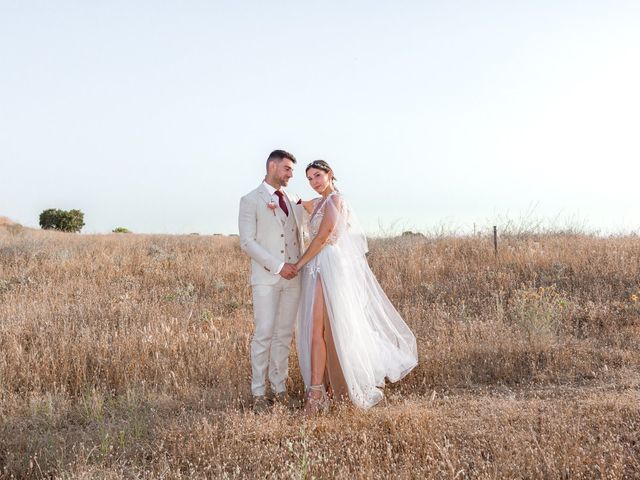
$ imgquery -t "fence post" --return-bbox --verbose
[493,226,498,257]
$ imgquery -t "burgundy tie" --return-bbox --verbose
[274,190,289,216]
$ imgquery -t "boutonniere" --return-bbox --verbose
[267,202,277,215]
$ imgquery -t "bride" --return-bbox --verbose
[295,160,418,413]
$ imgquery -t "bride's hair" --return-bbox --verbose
[305,160,337,182]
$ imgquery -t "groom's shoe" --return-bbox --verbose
[273,391,302,410]
[252,395,271,414]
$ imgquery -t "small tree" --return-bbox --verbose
[39,208,85,233]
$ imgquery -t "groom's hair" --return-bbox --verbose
[266,150,296,170]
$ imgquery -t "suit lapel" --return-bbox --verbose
[284,190,301,228]
[257,183,272,205]
[258,184,284,227]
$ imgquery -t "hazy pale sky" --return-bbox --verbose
[2,1,639,235]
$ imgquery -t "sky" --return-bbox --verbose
[1,1,639,235]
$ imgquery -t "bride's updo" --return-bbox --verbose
[305,160,337,183]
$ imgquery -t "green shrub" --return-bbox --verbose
[112,227,131,233]
[39,209,85,233]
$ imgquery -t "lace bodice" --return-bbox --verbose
[308,193,341,244]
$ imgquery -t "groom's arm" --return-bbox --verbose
[238,194,284,274]
[288,193,310,244]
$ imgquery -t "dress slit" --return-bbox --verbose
[314,275,349,402]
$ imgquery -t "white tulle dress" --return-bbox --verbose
[296,192,418,409]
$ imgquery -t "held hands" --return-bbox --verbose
[279,263,298,280]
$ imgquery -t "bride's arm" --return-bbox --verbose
[295,196,341,271]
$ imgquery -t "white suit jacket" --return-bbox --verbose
[238,183,306,286]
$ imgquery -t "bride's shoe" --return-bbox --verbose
[303,384,330,416]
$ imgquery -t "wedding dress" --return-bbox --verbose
[296,192,418,409]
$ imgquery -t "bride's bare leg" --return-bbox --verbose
[310,278,327,386]
[304,278,328,413]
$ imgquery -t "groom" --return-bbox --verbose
[238,149,305,413]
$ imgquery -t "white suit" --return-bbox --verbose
[238,182,305,396]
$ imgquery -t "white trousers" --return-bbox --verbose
[250,277,300,396]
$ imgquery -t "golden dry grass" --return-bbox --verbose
[0,218,16,227]
[1,225,639,478]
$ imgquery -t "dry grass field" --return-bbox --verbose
[1,221,639,478]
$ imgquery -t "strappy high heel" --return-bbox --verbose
[303,384,330,416]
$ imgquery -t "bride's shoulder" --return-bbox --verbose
[329,191,344,206]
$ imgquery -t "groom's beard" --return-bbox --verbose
[266,176,289,188]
